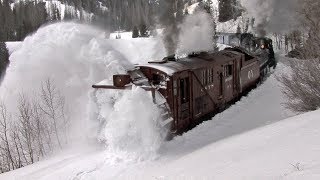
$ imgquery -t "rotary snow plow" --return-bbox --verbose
[92,68,174,135]
[93,42,276,136]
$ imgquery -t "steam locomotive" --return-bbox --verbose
[93,35,276,136]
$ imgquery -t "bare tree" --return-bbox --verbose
[278,0,320,113]
[299,0,320,59]
[0,102,15,171]
[39,78,68,148]
[10,123,23,168]
[32,101,46,158]
[278,59,320,112]
[17,94,36,164]
[0,78,69,174]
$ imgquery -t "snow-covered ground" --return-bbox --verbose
[1,22,320,179]
[3,60,319,179]
[128,108,320,180]
[5,41,22,54]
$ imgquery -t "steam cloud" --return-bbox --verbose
[240,0,299,34]
[177,11,214,55]
[158,1,214,56]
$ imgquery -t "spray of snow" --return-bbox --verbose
[99,86,163,162]
[0,22,166,160]
[177,11,214,55]
[240,0,299,33]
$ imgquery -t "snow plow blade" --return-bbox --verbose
[92,74,133,90]
[92,84,132,90]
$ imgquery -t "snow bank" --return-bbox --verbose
[135,109,320,179]
[1,59,312,180]
[5,42,22,54]
[109,32,133,39]
[0,22,166,158]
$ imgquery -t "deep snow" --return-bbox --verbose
[1,22,167,158]
[2,57,318,179]
[1,22,319,180]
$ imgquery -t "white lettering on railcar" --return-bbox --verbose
[248,70,254,79]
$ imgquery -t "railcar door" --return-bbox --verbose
[218,72,223,98]
[177,72,191,130]
[224,63,234,101]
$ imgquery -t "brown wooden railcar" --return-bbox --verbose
[137,49,260,133]
[92,49,259,135]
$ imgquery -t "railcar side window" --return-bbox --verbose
[219,73,223,96]
[180,78,190,104]
[201,68,214,85]
[152,74,161,85]
[228,65,232,76]
[173,80,177,96]
[207,69,211,84]
[202,70,205,85]
[224,65,233,77]
[209,69,214,84]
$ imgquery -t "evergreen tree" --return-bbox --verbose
[139,24,148,37]
[132,26,139,38]
[236,24,241,34]
[184,8,189,15]
[199,0,212,14]
[0,0,172,41]
[244,18,249,33]
[64,6,75,20]
[218,0,241,22]
[0,42,9,77]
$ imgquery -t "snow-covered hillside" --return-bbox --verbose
[1,20,319,179]
[2,58,320,179]
[128,108,320,180]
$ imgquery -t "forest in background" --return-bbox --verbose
[0,0,242,41]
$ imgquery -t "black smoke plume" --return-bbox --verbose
[240,0,299,34]
[158,0,180,56]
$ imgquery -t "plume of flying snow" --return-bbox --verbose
[240,0,299,34]
[100,86,163,162]
[0,22,166,160]
[177,11,214,55]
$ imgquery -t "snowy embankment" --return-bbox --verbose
[1,22,320,179]
[2,60,320,179]
[130,108,320,180]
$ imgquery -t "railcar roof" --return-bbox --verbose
[137,49,243,76]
